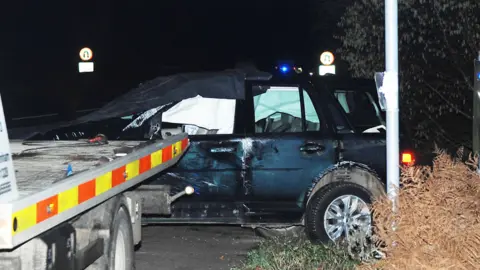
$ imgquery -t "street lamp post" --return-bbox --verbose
[384,0,400,209]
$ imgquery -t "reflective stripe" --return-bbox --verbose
[36,195,58,223]
[79,180,96,204]
[12,204,36,234]
[126,160,140,181]
[58,186,79,213]
[112,166,126,187]
[139,155,151,174]
[96,172,113,195]
[181,138,188,151]
[162,145,173,162]
[151,149,163,168]
[11,139,189,235]
[173,141,183,158]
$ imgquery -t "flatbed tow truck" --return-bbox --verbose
[0,95,191,269]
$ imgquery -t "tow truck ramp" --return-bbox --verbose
[0,95,190,269]
[0,134,189,250]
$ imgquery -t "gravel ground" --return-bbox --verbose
[135,225,262,270]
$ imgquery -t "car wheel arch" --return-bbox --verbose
[304,161,386,207]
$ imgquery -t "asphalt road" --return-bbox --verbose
[135,225,262,270]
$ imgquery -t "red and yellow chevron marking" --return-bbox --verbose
[11,138,189,235]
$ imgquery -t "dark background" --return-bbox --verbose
[0,0,349,119]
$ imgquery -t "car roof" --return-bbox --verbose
[249,74,376,93]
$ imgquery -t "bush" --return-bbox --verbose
[234,236,359,270]
[361,149,480,269]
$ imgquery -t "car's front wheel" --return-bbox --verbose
[305,182,373,244]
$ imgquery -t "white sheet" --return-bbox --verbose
[162,95,236,134]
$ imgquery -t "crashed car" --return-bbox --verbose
[13,68,416,243]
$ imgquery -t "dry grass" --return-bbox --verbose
[234,236,359,270]
[360,148,480,270]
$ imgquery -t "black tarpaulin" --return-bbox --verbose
[8,68,271,139]
[78,69,248,123]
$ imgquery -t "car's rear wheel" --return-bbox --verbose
[305,182,373,244]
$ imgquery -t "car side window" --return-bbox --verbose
[302,89,321,132]
[327,103,353,134]
[253,85,321,133]
[333,90,384,133]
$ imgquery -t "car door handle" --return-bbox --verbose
[299,143,325,153]
[210,147,236,153]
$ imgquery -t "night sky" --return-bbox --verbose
[1,0,347,119]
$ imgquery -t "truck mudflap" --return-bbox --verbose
[0,133,189,251]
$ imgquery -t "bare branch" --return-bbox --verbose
[423,82,472,120]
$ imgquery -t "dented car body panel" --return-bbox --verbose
[248,136,336,201]
[153,136,246,201]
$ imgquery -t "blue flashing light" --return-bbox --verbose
[477,72,480,80]
[279,65,290,73]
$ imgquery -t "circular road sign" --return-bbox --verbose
[79,47,93,61]
[320,51,335,66]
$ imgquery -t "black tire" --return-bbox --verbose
[305,182,373,244]
[107,204,135,270]
[255,226,305,239]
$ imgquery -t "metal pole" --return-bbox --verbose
[384,0,400,210]
[474,53,480,173]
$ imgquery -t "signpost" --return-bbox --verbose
[79,47,93,61]
[318,51,336,76]
[320,51,334,65]
[78,47,94,73]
